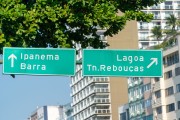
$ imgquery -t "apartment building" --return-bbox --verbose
[152,35,180,120]
[119,35,180,120]
[70,20,138,120]
[127,77,154,120]
[138,0,180,49]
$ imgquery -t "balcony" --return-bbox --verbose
[133,79,143,86]
[150,5,160,9]
[93,78,109,83]
[94,88,109,93]
[136,109,145,116]
[136,94,143,100]
[94,98,110,104]
[95,109,110,114]
[164,5,173,9]
[130,112,136,118]
[154,15,161,19]
[152,98,162,108]
[128,82,134,88]
[152,82,160,92]
[139,26,149,30]
[129,97,134,103]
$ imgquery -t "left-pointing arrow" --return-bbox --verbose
[8,54,17,68]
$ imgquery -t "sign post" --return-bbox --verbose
[83,49,162,77]
[3,47,75,75]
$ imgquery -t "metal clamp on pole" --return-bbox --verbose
[0,60,15,78]
[76,60,82,65]
[0,60,2,64]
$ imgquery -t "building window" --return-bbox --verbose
[139,32,149,40]
[156,106,162,114]
[144,83,151,92]
[166,103,175,112]
[145,99,152,108]
[175,67,180,76]
[178,101,180,109]
[145,114,153,120]
[164,51,179,67]
[152,11,161,19]
[164,1,173,9]
[120,112,126,120]
[164,70,172,79]
[139,22,148,30]
[154,77,160,82]
[165,86,174,96]
[155,90,161,98]
[177,84,180,93]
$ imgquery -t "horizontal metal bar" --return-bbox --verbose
[0,60,82,65]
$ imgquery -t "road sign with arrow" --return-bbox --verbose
[83,49,162,77]
[3,47,75,75]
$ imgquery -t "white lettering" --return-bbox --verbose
[41,55,45,60]
[87,64,92,71]
[20,63,46,70]
[116,55,144,64]
[20,53,60,61]
[113,65,117,71]
[100,65,106,71]
[55,55,59,60]
[140,66,144,72]
[21,63,26,69]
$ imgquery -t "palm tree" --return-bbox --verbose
[151,26,163,44]
[165,14,178,35]
[166,14,178,31]
[164,14,180,41]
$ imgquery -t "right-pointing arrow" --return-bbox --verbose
[8,54,17,68]
[147,58,158,69]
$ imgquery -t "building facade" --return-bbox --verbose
[70,20,138,120]
[152,35,180,120]
[120,35,180,120]
[128,77,153,120]
[119,104,129,120]
[138,0,180,49]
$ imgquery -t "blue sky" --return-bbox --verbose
[0,64,71,120]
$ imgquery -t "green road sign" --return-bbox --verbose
[3,47,75,75]
[83,49,162,77]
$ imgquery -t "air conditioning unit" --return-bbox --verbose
[134,80,138,85]
[136,110,140,115]
[130,97,134,101]
[130,113,134,117]
[136,94,139,99]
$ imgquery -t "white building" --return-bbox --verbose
[29,106,62,120]
[138,0,180,49]
[70,20,138,120]
[28,105,73,120]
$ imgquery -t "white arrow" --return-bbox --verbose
[147,58,158,69]
[8,54,17,68]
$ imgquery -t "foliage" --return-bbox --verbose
[165,14,179,31]
[150,26,163,42]
[153,37,177,50]
[0,0,164,53]
[164,14,180,37]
